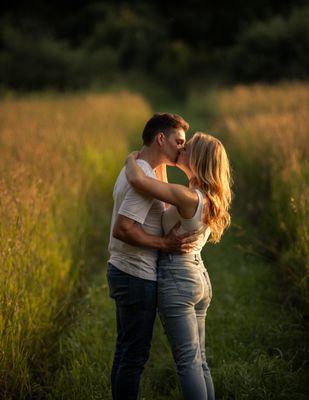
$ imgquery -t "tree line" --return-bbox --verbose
[1,0,308,93]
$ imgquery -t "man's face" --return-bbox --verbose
[163,128,186,165]
[176,138,192,170]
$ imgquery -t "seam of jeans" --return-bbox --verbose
[198,269,205,304]
[203,270,212,299]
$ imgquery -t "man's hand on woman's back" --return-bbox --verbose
[161,222,202,254]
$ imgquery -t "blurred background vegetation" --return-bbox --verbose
[1,0,309,95]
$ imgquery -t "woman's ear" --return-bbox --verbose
[156,132,165,146]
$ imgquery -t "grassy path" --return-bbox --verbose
[46,211,308,399]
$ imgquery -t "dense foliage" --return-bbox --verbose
[1,1,308,92]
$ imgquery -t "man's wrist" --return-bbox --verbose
[154,236,166,251]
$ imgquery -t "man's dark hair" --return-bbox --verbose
[142,113,189,146]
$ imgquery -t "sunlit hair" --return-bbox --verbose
[189,132,233,243]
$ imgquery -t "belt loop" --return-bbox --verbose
[168,253,173,262]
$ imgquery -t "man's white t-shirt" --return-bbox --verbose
[108,159,164,281]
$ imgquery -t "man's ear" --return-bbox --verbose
[156,132,165,146]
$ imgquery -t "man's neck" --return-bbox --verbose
[138,146,163,169]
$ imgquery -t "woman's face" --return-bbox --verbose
[176,139,192,170]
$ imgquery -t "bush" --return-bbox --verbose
[227,7,309,82]
[0,24,120,91]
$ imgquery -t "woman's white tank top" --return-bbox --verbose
[161,189,211,253]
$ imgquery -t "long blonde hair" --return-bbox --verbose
[189,132,232,243]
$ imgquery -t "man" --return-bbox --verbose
[107,113,195,400]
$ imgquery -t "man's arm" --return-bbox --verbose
[113,214,198,253]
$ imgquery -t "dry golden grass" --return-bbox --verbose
[215,82,309,300]
[0,92,151,396]
[218,83,308,165]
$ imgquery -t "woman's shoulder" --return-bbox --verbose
[177,187,200,218]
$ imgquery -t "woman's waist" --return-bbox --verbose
[158,252,205,268]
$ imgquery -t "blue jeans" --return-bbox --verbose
[107,263,157,400]
[158,253,215,400]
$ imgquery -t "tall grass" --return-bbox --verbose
[1,84,308,399]
[213,82,309,305]
[0,92,151,398]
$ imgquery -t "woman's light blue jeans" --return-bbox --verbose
[157,253,215,400]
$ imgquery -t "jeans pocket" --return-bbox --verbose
[108,275,129,304]
[169,268,202,298]
[107,265,141,307]
[108,265,157,312]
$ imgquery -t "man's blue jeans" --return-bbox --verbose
[107,263,157,400]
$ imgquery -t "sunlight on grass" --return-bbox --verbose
[214,82,309,305]
[0,92,151,398]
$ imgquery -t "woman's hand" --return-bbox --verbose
[125,150,145,186]
[125,151,139,165]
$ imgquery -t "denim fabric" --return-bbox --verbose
[107,263,157,400]
[157,253,215,400]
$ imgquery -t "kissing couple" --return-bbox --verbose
[107,112,232,400]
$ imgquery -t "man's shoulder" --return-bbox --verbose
[136,159,155,178]
[113,165,150,202]
[113,167,129,194]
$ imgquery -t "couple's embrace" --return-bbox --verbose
[107,113,232,400]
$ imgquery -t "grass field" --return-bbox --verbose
[0,92,151,398]
[215,83,309,305]
[0,83,308,399]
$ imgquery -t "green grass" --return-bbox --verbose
[41,214,309,400]
[208,83,309,307]
[204,217,308,400]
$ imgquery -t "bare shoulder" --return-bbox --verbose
[177,188,199,218]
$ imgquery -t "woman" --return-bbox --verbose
[125,132,232,400]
